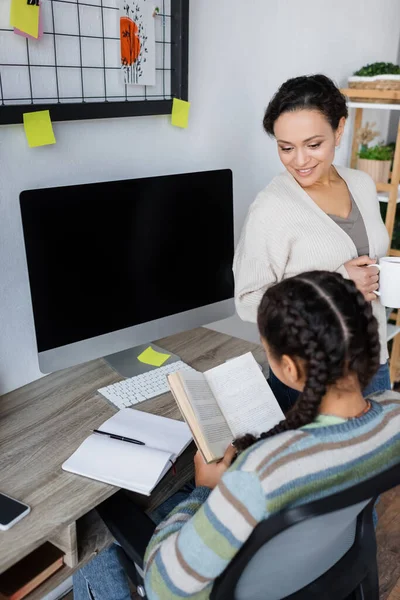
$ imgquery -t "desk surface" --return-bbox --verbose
[0,327,264,582]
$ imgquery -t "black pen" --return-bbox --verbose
[92,429,145,446]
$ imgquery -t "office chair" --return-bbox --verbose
[97,462,400,600]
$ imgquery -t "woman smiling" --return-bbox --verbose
[234,74,390,412]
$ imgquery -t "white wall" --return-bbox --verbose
[1,0,400,395]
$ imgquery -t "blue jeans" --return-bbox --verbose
[73,482,195,600]
[268,361,391,414]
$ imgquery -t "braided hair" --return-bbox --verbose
[263,74,348,136]
[235,271,380,453]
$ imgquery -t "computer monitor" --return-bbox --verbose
[20,169,235,374]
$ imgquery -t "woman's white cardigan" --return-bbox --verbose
[233,166,389,363]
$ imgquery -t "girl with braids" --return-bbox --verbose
[74,271,400,600]
[141,272,400,599]
[234,74,391,413]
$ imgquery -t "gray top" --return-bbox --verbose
[329,194,369,257]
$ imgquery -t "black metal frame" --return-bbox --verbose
[0,0,189,124]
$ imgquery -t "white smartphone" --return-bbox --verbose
[0,492,31,531]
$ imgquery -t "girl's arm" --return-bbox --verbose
[144,470,265,599]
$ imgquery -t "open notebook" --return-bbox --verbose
[168,352,284,463]
[62,409,192,495]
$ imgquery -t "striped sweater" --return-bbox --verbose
[144,392,400,599]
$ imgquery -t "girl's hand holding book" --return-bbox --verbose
[194,444,237,490]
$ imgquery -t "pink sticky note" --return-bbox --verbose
[13,2,43,40]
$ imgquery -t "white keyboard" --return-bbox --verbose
[97,360,197,409]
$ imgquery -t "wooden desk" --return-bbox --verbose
[0,327,264,599]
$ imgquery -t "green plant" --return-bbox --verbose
[354,62,400,76]
[358,144,394,161]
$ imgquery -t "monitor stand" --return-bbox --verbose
[103,343,182,378]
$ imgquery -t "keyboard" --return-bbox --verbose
[97,360,197,409]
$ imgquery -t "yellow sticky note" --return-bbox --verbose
[23,110,56,148]
[137,346,171,367]
[171,98,190,129]
[10,0,39,39]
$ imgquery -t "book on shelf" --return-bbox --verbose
[0,542,64,600]
[168,352,284,463]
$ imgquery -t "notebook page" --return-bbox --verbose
[205,353,284,438]
[99,408,192,457]
[180,372,233,459]
[62,435,172,495]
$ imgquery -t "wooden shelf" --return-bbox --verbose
[387,324,400,343]
[347,102,400,111]
[341,88,400,101]
[379,197,400,204]
[340,88,400,111]
[377,183,395,192]
[17,510,113,600]
[378,184,400,204]
[344,95,400,381]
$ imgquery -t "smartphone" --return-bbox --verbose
[0,492,30,531]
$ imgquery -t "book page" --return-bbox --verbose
[180,372,233,459]
[62,435,174,495]
[205,353,284,438]
[62,408,193,495]
[98,408,192,457]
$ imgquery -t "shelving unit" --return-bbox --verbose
[341,88,400,381]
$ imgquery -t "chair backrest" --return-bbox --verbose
[234,500,368,600]
[212,462,400,600]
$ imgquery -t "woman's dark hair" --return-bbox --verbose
[235,271,380,453]
[263,74,348,136]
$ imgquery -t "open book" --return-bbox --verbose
[168,352,284,463]
[62,409,192,495]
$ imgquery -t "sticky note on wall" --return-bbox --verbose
[23,110,56,148]
[14,1,43,39]
[10,0,40,38]
[171,98,190,129]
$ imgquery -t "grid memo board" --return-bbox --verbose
[0,0,188,124]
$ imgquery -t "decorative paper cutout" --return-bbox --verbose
[120,1,155,86]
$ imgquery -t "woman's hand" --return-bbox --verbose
[194,444,237,490]
[344,256,379,302]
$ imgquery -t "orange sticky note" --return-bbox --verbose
[171,98,190,129]
[137,346,170,367]
[10,0,40,39]
[23,110,56,148]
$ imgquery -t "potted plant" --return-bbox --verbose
[356,122,395,183]
[348,62,400,103]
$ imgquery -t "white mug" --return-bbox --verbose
[368,257,400,308]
